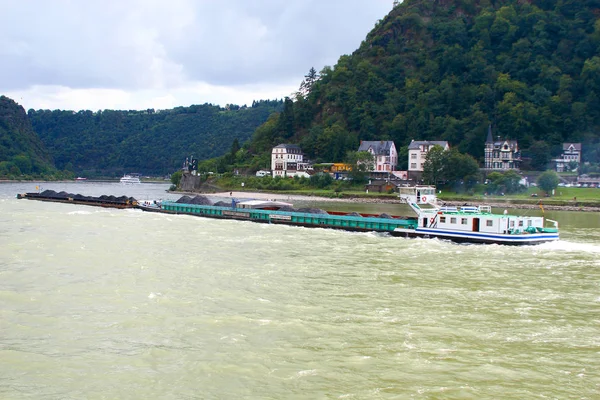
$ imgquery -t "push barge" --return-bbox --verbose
[17,190,138,209]
[392,187,559,245]
[140,187,559,245]
[17,186,559,245]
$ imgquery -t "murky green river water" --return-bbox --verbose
[1,182,599,399]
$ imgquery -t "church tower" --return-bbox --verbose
[484,124,494,169]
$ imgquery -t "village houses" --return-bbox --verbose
[270,144,311,178]
[407,140,450,180]
[554,143,582,172]
[357,140,398,172]
[484,126,521,170]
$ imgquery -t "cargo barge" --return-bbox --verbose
[17,186,560,245]
[143,187,559,245]
[17,190,138,209]
[150,198,417,234]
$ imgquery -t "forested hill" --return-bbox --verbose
[29,100,283,176]
[249,0,600,169]
[0,96,56,177]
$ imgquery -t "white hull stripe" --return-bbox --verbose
[395,228,559,242]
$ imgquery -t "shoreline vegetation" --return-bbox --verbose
[178,189,600,213]
[173,171,600,212]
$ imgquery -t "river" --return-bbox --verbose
[1,182,599,399]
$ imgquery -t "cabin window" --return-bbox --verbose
[461,218,467,225]
[486,220,493,227]
[519,221,523,227]
[450,217,457,224]
[527,220,532,227]
[440,217,446,223]
[510,221,515,227]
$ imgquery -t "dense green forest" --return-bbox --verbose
[0,96,61,179]
[243,0,600,171]
[28,100,283,177]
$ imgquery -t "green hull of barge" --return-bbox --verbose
[160,201,417,233]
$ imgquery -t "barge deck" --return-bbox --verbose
[17,190,138,209]
[153,200,418,234]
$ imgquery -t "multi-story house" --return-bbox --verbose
[357,141,398,172]
[407,140,450,174]
[554,143,582,172]
[484,126,521,170]
[271,144,311,178]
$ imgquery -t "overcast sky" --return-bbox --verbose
[0,0,395,111]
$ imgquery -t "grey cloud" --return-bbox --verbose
[0,0,392,92]
[168,0,392,86]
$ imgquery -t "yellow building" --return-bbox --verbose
[331,163,352,172]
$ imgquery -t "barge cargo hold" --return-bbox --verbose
[156,200,418,234]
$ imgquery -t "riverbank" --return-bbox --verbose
[179,190,600,212]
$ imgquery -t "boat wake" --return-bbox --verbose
[537,240,600,254]
[67,209,111,215]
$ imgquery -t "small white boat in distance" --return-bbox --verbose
[120,174,141,184]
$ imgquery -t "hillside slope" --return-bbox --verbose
[29,100,283,176]
[0,96,55,177]
[248,0,600,168]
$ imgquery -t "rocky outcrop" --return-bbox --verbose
[178,172,222,193]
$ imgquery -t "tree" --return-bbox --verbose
[396,145,409,170]
[537,170,560,195]
[346,150,374,184]
[528,141,551,170]
[444,149,481,188]
[230,138,240,158]
[12,154,32,174]
[171,170,183,186]
[299,67,319,96]
[502,170,523,193]
[0,161,13,177]
[422,145,447,184]
[276,97,295,139]
[309,172,333,188]
[485,171,504,194]
[485,170,524,194]
[567,160,579,171]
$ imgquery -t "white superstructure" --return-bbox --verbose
[120,174,141,184]
[396,186,559,245]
